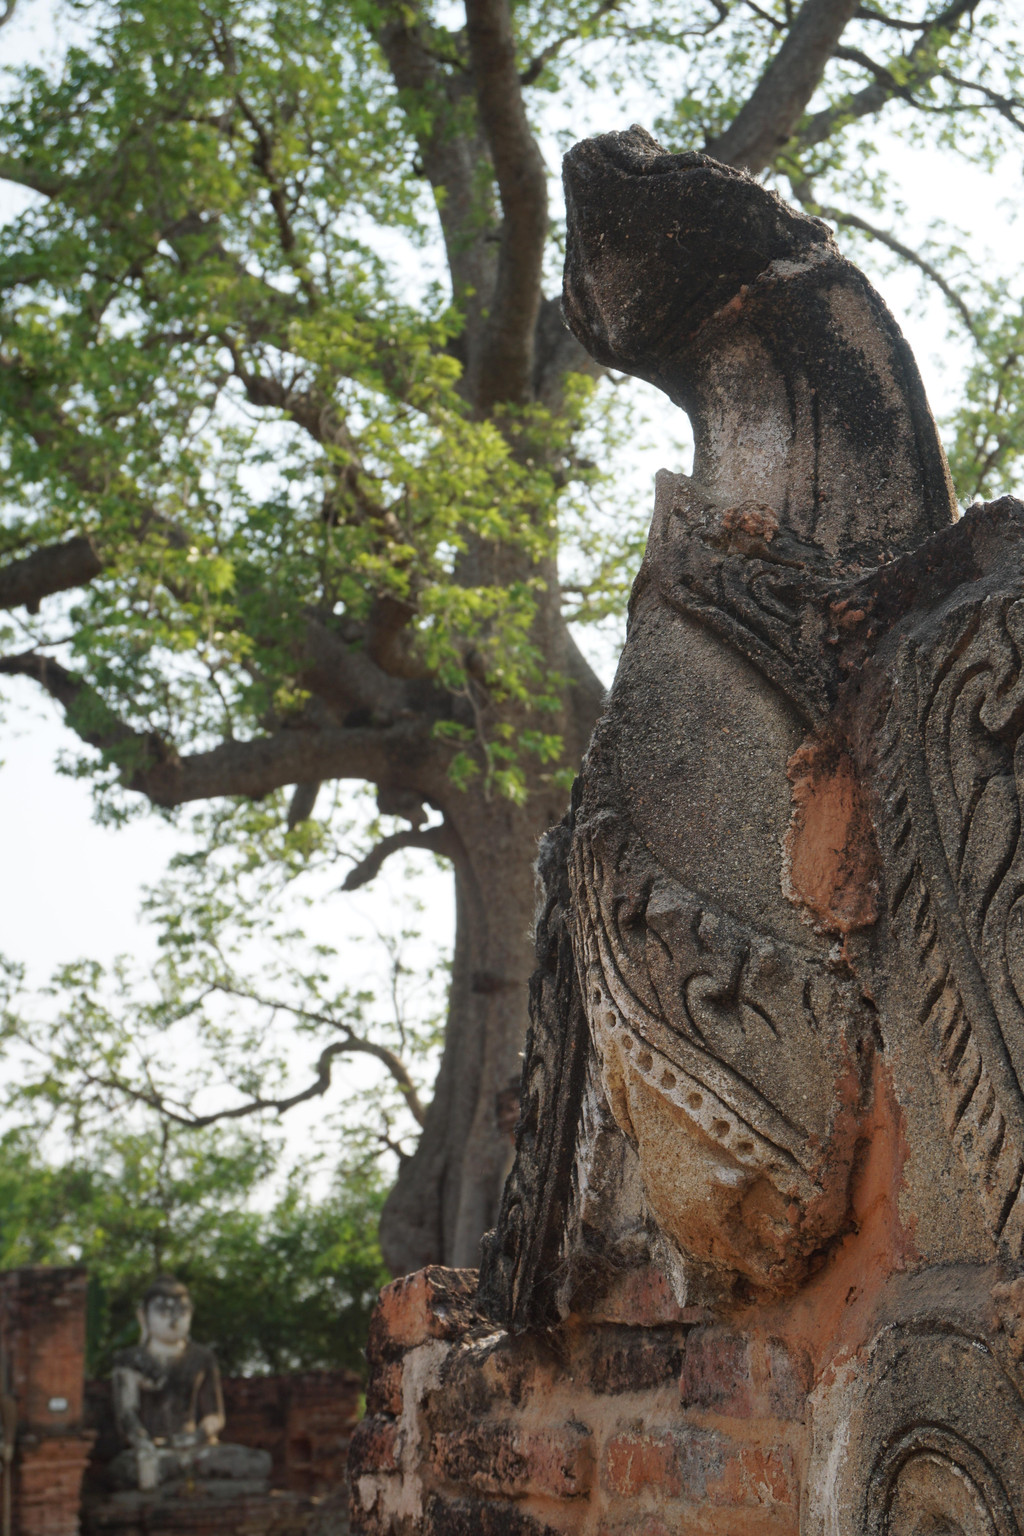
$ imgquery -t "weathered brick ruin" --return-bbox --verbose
[0,1268,95,1536]
[351,1265,813,1533]
[350,129,1024,1533]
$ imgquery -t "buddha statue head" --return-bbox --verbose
[137,1276,192,1358]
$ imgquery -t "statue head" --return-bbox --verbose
[137,1275,192,1352]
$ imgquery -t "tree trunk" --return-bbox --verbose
[379,784,568,1273]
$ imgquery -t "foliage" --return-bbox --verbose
[0,1121,390,1376]
[0,1,1021,798]
[0,808,447,1160]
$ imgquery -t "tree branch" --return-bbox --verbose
[708,0,862,173]
[0,648,442,806]
[464,0,549,407]
[78,1021,427,1131]
[286,780,321,827]
[0,536,103,612]
[0,651,176,768]
[794,0,982,151]
[342,823,455,890]
[936,69,1024,133]
[854,4,938,30]
[817,203,978,335]
[518,0,623,85]
[376,3,497,359]
[217,988,430,1127]
[229,92,325,305]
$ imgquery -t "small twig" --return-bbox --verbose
[818,204,978,336]
[519,0,624,85]
[854,5,934,30]
[341,823,454,890]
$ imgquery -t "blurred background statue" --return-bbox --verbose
[110,1276,270,1493]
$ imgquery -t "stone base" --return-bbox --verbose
[348,1265,1024,1535]
[82,1488,319,1536]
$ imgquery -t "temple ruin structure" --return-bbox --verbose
[350,127,1024,1535]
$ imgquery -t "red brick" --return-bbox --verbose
[0,1267,89,1429]
[594,1521,676,1536]
[583,1327,685,1395]
[602,1426,724,1501]
[0,1267,94,1536]
[370,1267,481,1352]
[680,1327,754,1416]
[582,1266,711,1327]
[17,1437,95,1536]
[603,1431,682,1497]
[347,1485,393,1536]
[763,1338,812,1421]
[365,1358,404,1418]
[430,1420,593,1499]
[422,1493,559,1535]
[706,1444,797,1509]
[348,1415,401,1482]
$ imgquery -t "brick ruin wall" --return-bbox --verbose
[0,1267,96,1536]
[350,1267,810,1536]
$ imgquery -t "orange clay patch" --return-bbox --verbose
[783,734,879,935]
[719,502,778,542]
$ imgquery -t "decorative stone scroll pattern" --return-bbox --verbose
[871,532,1024,1263]
[804,1269,1024,1536]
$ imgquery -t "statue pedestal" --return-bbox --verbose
[81,1485,327,1536]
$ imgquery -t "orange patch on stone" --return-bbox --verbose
[749,1053,918,1378]
[720,502,778,542]
[783,734,879,934]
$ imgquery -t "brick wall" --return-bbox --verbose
[220,1370,361,1493]
[0,1267,95,1536]
[349,1269,806,1535]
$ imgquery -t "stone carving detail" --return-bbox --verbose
[873,572,1024,1261]
[358,129,1024,1535]
[475,127,1024,1529]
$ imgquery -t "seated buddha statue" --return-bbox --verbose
[109,1275,271,1492]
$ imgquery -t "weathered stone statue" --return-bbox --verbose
[110,1277,271,1493]
[350,128,1024,1535]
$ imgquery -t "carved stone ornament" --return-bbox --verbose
[477,128,1024,1526]
[351,129,1024,1536]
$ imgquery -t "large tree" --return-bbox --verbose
[1,0,1022,1274]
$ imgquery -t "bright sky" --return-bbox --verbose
[1,0,1022,1148]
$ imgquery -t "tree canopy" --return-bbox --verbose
[0,1121,390,1375]
[2,0,1024,1275]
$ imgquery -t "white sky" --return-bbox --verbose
[1,0,1023,1150]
